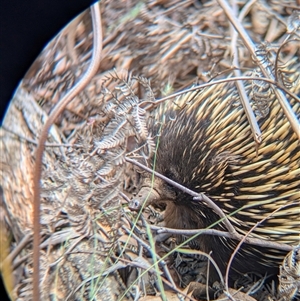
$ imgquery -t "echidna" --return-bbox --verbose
[133,75,300,280]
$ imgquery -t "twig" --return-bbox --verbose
[141,215,177,289]
[194,195,237,235]
[149,225,293,252]
[1,233,32,270]
[230,0,262,144]
[32,3,103,300]
[152,76,299,108]
[217,0,300,139]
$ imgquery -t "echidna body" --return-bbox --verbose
[144,79,300,279]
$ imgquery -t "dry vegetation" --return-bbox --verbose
[0,1,299,301]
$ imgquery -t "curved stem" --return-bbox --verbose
[32,3,103,300]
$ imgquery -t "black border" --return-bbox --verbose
[0,0,93,123]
